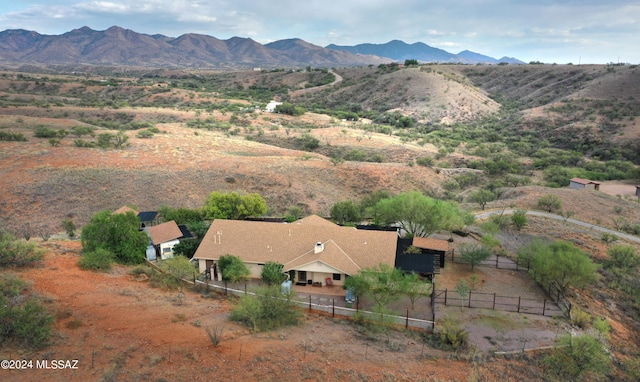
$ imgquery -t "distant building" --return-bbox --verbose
[569,177,600,191]
[264,100,283,113]
[145,220,184,260]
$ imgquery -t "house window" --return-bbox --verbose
[162,247,172,253]
[332,273,341,281]
[298,271,307,281]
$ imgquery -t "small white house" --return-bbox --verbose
[265,100,283,113]
[146,220,183,260]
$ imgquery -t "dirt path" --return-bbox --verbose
[475,209,640,244]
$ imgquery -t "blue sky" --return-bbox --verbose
[1,1,638,64]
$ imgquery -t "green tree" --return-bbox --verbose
[467,189,495,210]
[171,221,209,259]
[261,261,286,286]
[343,271,369,310]
[455,279,471,311]
[285,206,304,222]
[62,219,76,238]
[511,210,528,230]
[373,191,465,237]
[537,194,563,213]
[459,244,491,271]
[359,190,390,219]
[400,272,431,310]
[158,206,204,224]
[218,254,250,289]
[524,240,599,297]
[356,263,405,323]
[330,200,361,224]
[81,210,149,264]
[202,191,267,220]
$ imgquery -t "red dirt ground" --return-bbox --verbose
[1,241,484,382]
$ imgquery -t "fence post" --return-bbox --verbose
[517,296,521,313]
[496,255,499,268]
[493,293,496,310]
[309,295,312,312]
[406,309,409,329]
[468,290,472,308]
[543,299,547,316]
[444,289,448,306]
[332,299,335,317]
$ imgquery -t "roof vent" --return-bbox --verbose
[314,241,324,254]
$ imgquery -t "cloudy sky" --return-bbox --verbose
[1,1,638,64]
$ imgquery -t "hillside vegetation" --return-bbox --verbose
[1,63,640,380]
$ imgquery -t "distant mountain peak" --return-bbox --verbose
[327,40,523,64]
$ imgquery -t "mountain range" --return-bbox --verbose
[0,26,523,69]
[327,40,523,65]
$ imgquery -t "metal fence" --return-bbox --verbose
[194,279,436,331]
[432,288,563,317]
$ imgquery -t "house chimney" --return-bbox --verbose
[314,241,324,254]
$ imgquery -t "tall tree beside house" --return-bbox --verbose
[202,191,267,220]
[81,210,148,264]
[372,191,466,237]
[217,254,250,288]
[261,261,286,285]
[348,263,405,324]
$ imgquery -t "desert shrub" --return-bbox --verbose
[204,324,224,346]
[434,318,468,350]
[136,129,154,138]
[416,156,434,167]
[149,272,182,290]
[0,274,53,348]
[158,255,198,283]
[570,307,592,329]
[78,248,114,271]
[73,139,95,148]
[229,286,302,332]
[129,265,155,277]
[33,126,58,138]
[0,131,27,141]
[543,334,610,381]
[0,230,44,268]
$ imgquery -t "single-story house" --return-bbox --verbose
[145,220,183,260]
[192,215,399,287]
[569,177,600,191]
[395,237,450,277]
